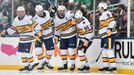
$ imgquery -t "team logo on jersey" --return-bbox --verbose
[83,21,85,24]
[65,17,68,20]
[107,14,110,18]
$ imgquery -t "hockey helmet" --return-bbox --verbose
[17,6,25,11]
[35,5,43,12]
[57,5,66,11]
[75,10,83,18]
[98,2,108,9]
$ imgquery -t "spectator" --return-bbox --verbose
[130,0,134,37]
[117,4,127,30]
[26,2,35,17]
[2,10,9,30]
[113,4,127,37]
[80,5,88,17]
[58,0,69,7]
[0,0,3,5]
[68,0,76,10]
[0,12,3,31]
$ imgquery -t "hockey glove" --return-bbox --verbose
[35,36,41,42]
[83,42,88,47]
[54,37,59,44]
[107,30,112,37]
[71,19,76,26]
[81,39,89,47]
[35,31,43,42]
[0,30,6,37]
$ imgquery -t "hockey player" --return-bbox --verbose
[33,5,54,70]
[97,2,117,73]
[74,10,93,72]
[54,5,77,71]
[0,6,39,72]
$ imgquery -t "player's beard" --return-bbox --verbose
[57,13,65,19]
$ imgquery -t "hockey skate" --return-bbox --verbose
[108,67,117,74]
[19,65,29,72]
[37,61,46,72]
[28,63,39,71]
[78,66,85,72]
[98,67,109,73]
[78,65,90,73]
[58,63,68,72]
[70,64,75,72]
[84,65,90,72]
[45,62,54,70]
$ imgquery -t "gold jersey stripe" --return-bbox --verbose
[61,55,68,60]
[43,31,53,38]
[16,24,31,33]
[102,57,109,62]
[107,17,114,23]
[61,30,76,37]
[99,20,108,29]
[99,32,107,37]
[80,57,86,61]
[37,54,45,60]
[109,58,116,63]
[45,54,51,59]
[16,22,38,34]
[20,37,35,41]
[99,17,115,29]
[41,19,53,30]
[56,20,75,31]
[28,56,34,63]
[31,22,38,30]
[21,57,28,62]
[69,54,76,60]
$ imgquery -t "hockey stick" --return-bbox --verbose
[96,37,112,62]
[95,48,104,62]
[90,37,112,65]
[89,48,104,65]
[89,40,108,64]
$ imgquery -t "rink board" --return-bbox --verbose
[0,37,134,74]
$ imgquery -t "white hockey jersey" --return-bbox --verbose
[99,10,117,38]
[54,11,76,39]
[6,15,38,42]
[33,10,54,39]
[76,17,93,41]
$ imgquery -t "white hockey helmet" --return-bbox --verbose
[98,2,108,9]
[57,5,66,11]
[35,5,43,12]
[17,6,25,11]
[75,10,83,18]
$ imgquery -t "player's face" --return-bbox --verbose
[98,7,103,13]
[76,18,82,23]
[17,11,25,17]
[37,10,44,16]
[58,10,65,18]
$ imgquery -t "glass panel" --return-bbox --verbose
[131,0,134,37]
[0,0,12,32]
